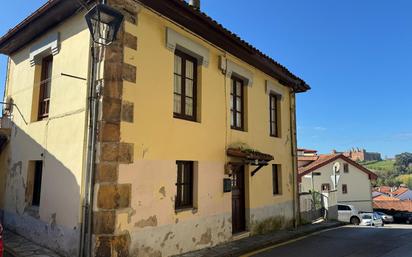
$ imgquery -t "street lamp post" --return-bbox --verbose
[81,2,124,257]
[85,4,124,46]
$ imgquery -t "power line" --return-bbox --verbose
[5,73,88,99]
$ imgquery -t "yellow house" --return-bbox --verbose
[0,0,310,256]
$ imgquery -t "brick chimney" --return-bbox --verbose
[189,0,201,9]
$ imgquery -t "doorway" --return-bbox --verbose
[232,165,246,234]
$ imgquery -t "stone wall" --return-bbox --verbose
[92,0,138,256]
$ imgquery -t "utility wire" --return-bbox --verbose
[0,102,28,125]
[5,73,87,99]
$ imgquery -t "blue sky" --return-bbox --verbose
[1,1,411,157]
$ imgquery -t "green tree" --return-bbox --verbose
[394,152,412,174]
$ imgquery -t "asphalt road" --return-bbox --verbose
[247,224,412,257]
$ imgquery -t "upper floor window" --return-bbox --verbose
[343,163,349,173]
[175,161,194,209]
[38,55,53,120]
[173,50,197,121]
[230,77,244,130]
[269,94,279,137]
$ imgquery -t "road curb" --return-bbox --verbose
[237,222,343,257]
[177,222,344,257]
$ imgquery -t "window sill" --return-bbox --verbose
[173,114,198,123]
[231,127,246,132]
[175,207,197,214]
[270,135,281,138]
[30,117,49,124]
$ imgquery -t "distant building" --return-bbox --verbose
[297,148,318,168]
[332,148,382,162]
[298,153,378,212]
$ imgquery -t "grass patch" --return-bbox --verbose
[360,160,395,173]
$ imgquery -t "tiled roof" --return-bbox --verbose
[372,191,385,198]
[297,154,378,181]
[373,195,400,201]
[0,0,310,93]
[374,186,393,194]
[297,156,319,161]
[392,187,409,196]
[373,200,412,212]
[298,154,340,175]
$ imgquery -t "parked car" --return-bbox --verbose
[376,211,394,224]
[360,212,384,227]
[338,204,361,225]
[393,212,412,224]
[0,222,3,257]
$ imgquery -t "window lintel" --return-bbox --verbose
[166,27,209,67]
[265,80,283,100]
[29,33,60,66]
[219,56,253,87]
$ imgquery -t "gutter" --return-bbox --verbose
[289,90,300,228]
[79,24,100,257]
[79,45,98,257]
[80,1,106,255]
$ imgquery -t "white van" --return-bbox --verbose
[337,204,361,225]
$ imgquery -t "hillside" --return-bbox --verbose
[360,160,395,174]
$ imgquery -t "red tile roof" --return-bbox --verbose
[297,156,319,161]
[374,186,393,194]
[373,195,400,201]
[298,154,340,175]
[392,187,409,196]
[373,200,412,212]
[297,154,378,181]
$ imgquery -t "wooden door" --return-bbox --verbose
[232,165,246,234]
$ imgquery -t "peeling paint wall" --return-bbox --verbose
[117,161,232,256]
[1,12,90,257]
[113,4,298,256]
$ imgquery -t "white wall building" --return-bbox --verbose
[298,154,377,212]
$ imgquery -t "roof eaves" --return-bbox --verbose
[298,154,378,181]
[138,0,311,92]
[0,0,311,93]
[0,0,92,55]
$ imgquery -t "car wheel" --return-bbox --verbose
[350,217,360,225]
[406,220,410,224]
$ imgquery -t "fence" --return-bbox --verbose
[300,190,338,223]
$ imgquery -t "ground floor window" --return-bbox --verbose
[272,164,282,195]
[342,184,348,194]
[31,161,43,207]
[175,161,194,209]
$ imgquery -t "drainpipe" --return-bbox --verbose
[289,90,299,228]
[79,37,99,257]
